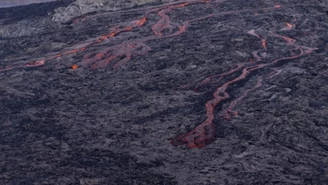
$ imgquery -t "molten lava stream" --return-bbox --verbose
[0,60,45,73]
[82,1,193,69]
[171,29,317,148]
[0,1,281,72]
[0,0,318,151]
[221,77,263,120]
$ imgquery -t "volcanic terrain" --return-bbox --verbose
[0,0,328,184]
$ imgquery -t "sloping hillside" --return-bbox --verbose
[0,0,327,184]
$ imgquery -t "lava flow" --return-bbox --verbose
[170,29,316,148]
[0,0,318,149]
[0,0,278,71]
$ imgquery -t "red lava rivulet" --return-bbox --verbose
[0,0,317,149]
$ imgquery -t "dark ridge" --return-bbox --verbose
[0,0,74,24]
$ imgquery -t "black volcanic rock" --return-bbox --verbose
[0,0,328,185]
[0,0,74,38]
[51,0,163,23]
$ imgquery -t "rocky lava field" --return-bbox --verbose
[0,0,328,184]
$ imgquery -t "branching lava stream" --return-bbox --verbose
[0,0,318,149]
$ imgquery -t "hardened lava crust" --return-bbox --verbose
[0,0,328,184]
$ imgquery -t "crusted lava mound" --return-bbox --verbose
[0,0,328,184]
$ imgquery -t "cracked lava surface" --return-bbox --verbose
[0,0,328,184]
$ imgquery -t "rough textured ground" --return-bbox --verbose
[0,0,57,8]
[52,0,165,23]
[0,0,328,184]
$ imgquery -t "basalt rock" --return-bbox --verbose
[0,0,328,184]
[52,0,164,23]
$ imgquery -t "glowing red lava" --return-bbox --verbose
[0,0,317,149]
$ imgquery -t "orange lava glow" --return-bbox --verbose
[285,22,294,30]
[0,0,282,73]
[0,0,318,149]
[171,28,316,148]
[261,39,267,50]
[137,17,147,26]
[222,77,262,120]
[72,64,78,70]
